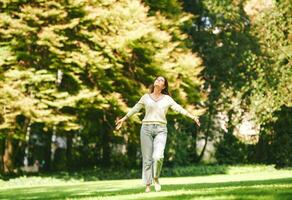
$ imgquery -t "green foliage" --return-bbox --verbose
[248,0,292,126]
[0,0,290,172]
[164,119,197,166]
[144,0,183,18]
[0,0,204,171]
[181,0,291,165]
[215,132,247,164]
[162,164,226,177]
[0,164,284,181]
[268,106,292,167]
[241,0,292,168]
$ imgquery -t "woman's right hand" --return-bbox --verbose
[193,117,201,127]
[115,116,127,130]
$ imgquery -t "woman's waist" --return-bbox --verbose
[142,121,167,126]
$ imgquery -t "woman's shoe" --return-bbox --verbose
[154,181,161,192]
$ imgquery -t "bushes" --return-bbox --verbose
[215,132,247,164]
[162,165,227,177]
[164,119,198,167]
[242,106,292,167]
[270,106,292,167]
[272,133,292,167]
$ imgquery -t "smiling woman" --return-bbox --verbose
[115,75,200,193]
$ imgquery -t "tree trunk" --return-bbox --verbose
[66,132,73,170]
[43,132,52,171]
[102,129,111,167]
[102,113,111,167]
[197,108,212,162]
[3,132,14,174]
[0,137,5,173]
[197,134,209,162]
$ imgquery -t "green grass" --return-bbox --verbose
[0,165,292,200]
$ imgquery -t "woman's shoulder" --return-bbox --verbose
[164,94,172,99]
[140,93,150,100]
[164,94,175,102]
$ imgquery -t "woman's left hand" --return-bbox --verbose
[193,117,200,127]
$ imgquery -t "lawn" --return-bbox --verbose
[0,165,292,200]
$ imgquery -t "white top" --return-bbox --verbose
[125,93,196,124]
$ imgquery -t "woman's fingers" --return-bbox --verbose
[194,118,200,127]
[115,116,126,130]
[115,123,119,130]
[115,119,123,130]
[115,117,120,125]
[116,122,122,130]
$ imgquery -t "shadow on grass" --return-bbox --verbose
[0,177,291,200]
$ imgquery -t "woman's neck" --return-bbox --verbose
[152,87,162,96]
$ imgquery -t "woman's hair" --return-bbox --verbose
[149,75,170,95]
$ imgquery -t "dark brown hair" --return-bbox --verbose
[149,76,170,95]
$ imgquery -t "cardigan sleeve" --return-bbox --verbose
[125,94,145,118]
[169,96,196,120]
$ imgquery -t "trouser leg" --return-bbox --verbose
[153,126,167,179]
[140,125,153,185]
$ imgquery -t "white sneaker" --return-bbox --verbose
[154,182,161,192]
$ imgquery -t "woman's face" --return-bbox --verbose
[154,76,166,90]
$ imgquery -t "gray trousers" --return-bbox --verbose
[140,123,167,185]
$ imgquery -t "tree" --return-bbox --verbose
[181,0,291,164]
[0,0,205,172]
[248,0,292,126]
[248,0,292,166]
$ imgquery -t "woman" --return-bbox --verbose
[115,76,200,192]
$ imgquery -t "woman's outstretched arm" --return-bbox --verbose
[169,96,200,126]
[115,94,145,130]
[124,95,145,119]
